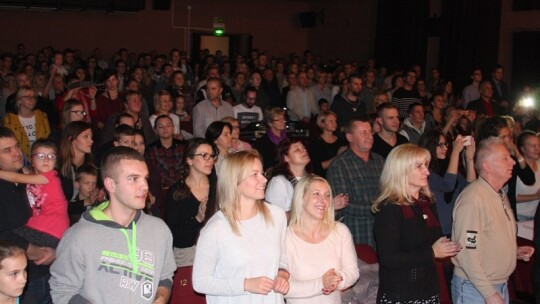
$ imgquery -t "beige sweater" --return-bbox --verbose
[285,222,359,304]
[452,177,517,299]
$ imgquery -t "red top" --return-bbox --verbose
[26,170,69,239]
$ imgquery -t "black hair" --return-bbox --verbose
[0,126,16,140]
[476,116,508,142]
[0,240,25,270]
[113,125,136,142]
[75,164,98,182]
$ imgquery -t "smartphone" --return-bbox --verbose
[463,136,472,146]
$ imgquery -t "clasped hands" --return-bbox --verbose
[244,269,290,295]
[322,268,343,295]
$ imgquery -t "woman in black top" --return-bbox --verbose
[253,107,288,171]
[308,111,347,177]
[165,138,217,267]
[372,144,461,303]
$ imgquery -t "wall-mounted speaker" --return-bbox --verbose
[153,0,170,10]
[298,11,317,28]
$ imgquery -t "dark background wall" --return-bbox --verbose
[0,0,377,62]
[0,0,539,88]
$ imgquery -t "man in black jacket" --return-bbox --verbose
[0,127,56,303]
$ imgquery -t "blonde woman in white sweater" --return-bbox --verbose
[285,175,359,304]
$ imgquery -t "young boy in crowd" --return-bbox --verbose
[68,165,102,225]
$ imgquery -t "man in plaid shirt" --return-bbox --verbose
[146,115,185,213]
[327,115,384,248]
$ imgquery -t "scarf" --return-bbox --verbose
[267,130,287,146]
[400,193,440,228]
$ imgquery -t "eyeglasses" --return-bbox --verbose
[437,142,448,148]
[70,110,87,116]
[191,153,218,161]
[32,152,57,160]
[18,95,36,100]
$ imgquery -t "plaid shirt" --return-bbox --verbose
[146,139,185,190]
[326,149,384,247]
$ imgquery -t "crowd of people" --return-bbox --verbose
[0,43,539,303]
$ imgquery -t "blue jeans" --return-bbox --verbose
[21,274,52,304]
[451,274,509,304]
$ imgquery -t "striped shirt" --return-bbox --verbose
[391,87,421,120]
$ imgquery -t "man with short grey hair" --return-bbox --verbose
[451,137,534,304]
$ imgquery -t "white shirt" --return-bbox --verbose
[18,115,36,147]
[265,175,301,212]
[516,160,540,219]
[233,104,263,128]
[193,204,288,304]
[286,87,318,121]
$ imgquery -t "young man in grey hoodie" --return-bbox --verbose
[50,146,176,304]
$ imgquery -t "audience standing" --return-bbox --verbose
[165,138,217,267]
[372,103,408,159]
[285,176,359,304]
[192,150,290,303]
[373,144,461,303]
[327,116,384,247]
[451,137,534,303]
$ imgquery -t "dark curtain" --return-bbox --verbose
[438,0,502,93]
[374,0,429,73]
[512,32,540,91]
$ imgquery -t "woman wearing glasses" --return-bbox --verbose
[3,86,51,160]
[0,139,68,248]
[193,150,290,303]
[165,138,217,267]
[418,131,476,237]
[55,78,96,126]
[254,107,289,171]
[61,99,87,129]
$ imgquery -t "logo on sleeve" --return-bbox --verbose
[141,280,153,300]
[466,230,477,249]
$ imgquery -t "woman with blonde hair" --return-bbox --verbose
[193,150,290,303]
[285,175,358,303]
[149,90,183,140]
[3,86,51,160]
[372,144,461,303]
[307,111,347,176]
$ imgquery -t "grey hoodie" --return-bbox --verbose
[50,202,176,304]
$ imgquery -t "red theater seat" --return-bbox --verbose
[170,266,206,304]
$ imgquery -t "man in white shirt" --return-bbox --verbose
[286,71,318,123]
[192,77,233,137]
[462,68,482,107]
[233,86,263,128]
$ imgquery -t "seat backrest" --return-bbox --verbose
[355,244,378,264]
[170,266,206,304]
